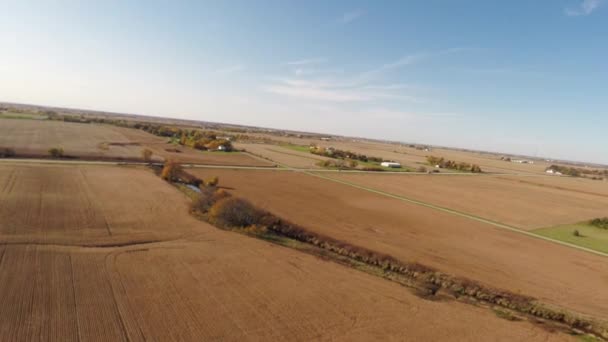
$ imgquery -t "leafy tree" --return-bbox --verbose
[160,160,183,182]
[141,148,153,163]
[48,147,64,158]
[205,176,219,187]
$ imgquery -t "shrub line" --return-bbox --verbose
[165,165,608,341]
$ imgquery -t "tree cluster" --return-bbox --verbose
[590,217,608,229]
[426,156,482,173]
[310,146,382,163]
[547,165,608,179]
[0,148,16,158]
[48,147,64,158]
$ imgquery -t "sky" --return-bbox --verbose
[0,0,606,164]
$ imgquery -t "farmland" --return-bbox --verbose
[0,163,207,246]
[188,168,608,319]
[534,222,608,254]
[0,162,574,341]
[0,109,605,340]
[0,118,272,166]
[236,142,331,168]
[318,172,608,229]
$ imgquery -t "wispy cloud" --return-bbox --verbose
[564,0,602,16]
[263,78,422,103]
[216,64,244,74]
[338,10,365,24]
[285,57,327,66]
[264,48,474,103]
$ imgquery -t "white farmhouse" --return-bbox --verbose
[381,162,401,168]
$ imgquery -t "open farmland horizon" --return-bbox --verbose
[1,1,607,339]
[1,103,607,340]
[3,101,606,168]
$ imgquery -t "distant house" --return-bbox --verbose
[381,162,401,168]
[545,169,562,175]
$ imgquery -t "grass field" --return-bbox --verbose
[0,111,47,120]
[281,143,312,153]
[533,223,608,254]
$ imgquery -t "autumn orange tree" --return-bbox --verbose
[160,160,182,182]
[141,148,153,163]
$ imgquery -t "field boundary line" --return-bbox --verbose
[301,170,608,258]
[69,255,83,342]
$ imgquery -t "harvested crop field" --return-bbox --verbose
[236,142,330,168]
[320,173,608,229]
[0,118,147,160]
[0,162,574,341]
[113,127,274,166]
[0,240,574,341]
[0,163,203,246]
[0,119,273,166]
[497,175,608,198]
[188,168,608,319]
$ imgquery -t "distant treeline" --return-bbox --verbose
[426,156,482,173]
[310,146,383,163]
[47,112,234,152]
[590,218,608,229]
[546,164,608,179]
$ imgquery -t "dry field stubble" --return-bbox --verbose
[0,163,203,246]
[0,240,575,341]
[236,142,331,168]
[0,118,144,159]
[0,119,272,166]
[188,168,608,319]
[323,173,608,229]
[112,127,274,166]
[239,132,571,175]
[0,162,578,341]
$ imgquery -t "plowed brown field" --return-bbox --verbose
[188,169,608,319]
[0,162,579,340]
[236,142,329,168]
[0,119,272,166]
[0,241,573,342]
[0,163,202,246]
[321,173,608,229]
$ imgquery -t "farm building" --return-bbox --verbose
[381,162,402,168]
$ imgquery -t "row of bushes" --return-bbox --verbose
[426,156,482,173]
[547,164,608,179]
[590,217,608,229]
[156,164,606,338]
[0,147,16,158]
[183,180,605,337]
[160,161,218,188]
[310,146,383,163]
[316,159,359,170]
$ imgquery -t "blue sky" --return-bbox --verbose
[1,1,606,163]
